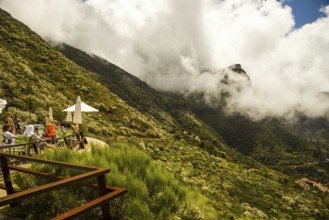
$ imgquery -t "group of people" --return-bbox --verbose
[2,113,79,147]
[2,115,28,144]
[3,115,26,135]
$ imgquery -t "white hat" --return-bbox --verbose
[23,125,34,137]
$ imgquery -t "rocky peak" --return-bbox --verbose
[219,64,251,88]
[228,64,247,74]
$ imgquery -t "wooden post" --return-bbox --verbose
[32,143,38,155]
[0,156,14,202]
[80,131,88,144]
[64,137,69,147]
[76,133,84,149]
[97,175,111,220]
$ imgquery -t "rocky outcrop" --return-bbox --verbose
[224,63,251,84]
[228,64,247,74]
[216,63,251,105]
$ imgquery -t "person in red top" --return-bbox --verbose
[45,122,58,144]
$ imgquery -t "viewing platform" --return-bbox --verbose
[0,131,126,219]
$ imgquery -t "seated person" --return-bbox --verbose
[4,115,16,135]
[23,125,42,142]
[45,122,58,144]
[23,125,49,153]
[3,124,15,144]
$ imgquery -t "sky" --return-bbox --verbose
[283,0,329,28]
[0,0,328,120]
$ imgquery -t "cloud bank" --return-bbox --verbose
[1,0,329,120]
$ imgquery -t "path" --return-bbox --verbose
[73,137,108,152]
[273,159,329,168]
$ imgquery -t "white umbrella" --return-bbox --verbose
[0,99,7,113]
[63,102,99,112]
[73,96,82,124]
[48,107,53,121]
[65,111,72,122]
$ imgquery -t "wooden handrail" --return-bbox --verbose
[0,152,97,171]
[51,187,127,220]
[0,168,110,206]
[7,165,125,192]
[68,137,86,149]
[0,134,127,219]
[0,132,82,149]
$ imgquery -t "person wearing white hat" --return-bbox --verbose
[23,125,50,153]
[23,125,41,142]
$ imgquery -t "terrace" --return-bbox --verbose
[0,131,127,219]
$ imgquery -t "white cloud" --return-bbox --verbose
[1,0,328,120]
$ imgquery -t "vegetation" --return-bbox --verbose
[56,43,224,150]
[8,143,217,220]
[4,140,329,219]
[191,102,329,183]
[0,9,163,140]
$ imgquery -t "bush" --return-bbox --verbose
[9,141,215,219]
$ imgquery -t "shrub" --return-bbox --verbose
[125,199,154,220]
[9,141,215,219]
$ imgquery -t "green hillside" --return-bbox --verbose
[190,101,329,183]
[0,9,164,140]
[55,43,225,149]
[1,8,329,219]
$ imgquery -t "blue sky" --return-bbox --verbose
[283,0,329,28]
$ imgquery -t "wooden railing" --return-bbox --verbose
[0,133,127,219]
[0,131,87,158]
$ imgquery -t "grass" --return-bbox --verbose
[4,137,328,219]
[7,141,217,219]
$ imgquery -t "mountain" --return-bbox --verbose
[56,42,329,184]
[1,8,329,219]
[187,67,329,183]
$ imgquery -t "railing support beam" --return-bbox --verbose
[80,131,88,144]
[32,143,38,155]
[76,133,84,149]
[0,156,15,206]
[64,137,69,147]
[97,175,111,220]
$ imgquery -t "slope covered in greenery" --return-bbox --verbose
[55,43,225,149]
[9,140,329,219]
[190,101,329,184]
[1,8,329,219]
[0,9,163,139]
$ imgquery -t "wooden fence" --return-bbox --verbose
[0,132,127,219]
